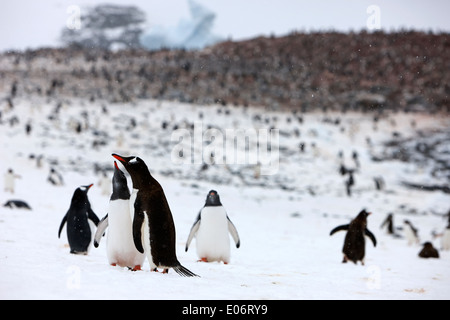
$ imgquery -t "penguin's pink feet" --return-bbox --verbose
[151,268,159,272]
[198,257,208,262]
[111,263,117,267]
[162,268,169,274]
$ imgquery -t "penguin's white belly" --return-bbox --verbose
[442,229,450,251]
[196,207,230,262]
[142,212,156,269]
[106,199,145,268]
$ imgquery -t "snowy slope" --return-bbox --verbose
[0,98,449,300]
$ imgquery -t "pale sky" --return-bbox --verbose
[1,0,449,51]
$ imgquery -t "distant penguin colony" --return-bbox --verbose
[94,161,145,270]
[58,184,100,254]
[185,190,240,264]
[330,209,377,265]
[112,153,198,277]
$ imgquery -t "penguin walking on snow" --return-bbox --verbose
[58,184,100,254]
[330,209,377,265]
[403,220,420,245]
[112,153,198,277]
[94,162,145,270]
[185,190,240,264]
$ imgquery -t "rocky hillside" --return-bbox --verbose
[0,31,448,112]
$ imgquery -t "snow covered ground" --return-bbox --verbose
[0,97,449,300]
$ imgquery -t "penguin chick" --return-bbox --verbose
[418,242,439,258]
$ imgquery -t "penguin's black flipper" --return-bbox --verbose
[132,200,145,254]
[173,264,199,277]
[58,212,68,238]
[227,216,240,248]
[330,224,350,236]
[93,214,108,248]
[87,207,100,226]
[365,228,377,247]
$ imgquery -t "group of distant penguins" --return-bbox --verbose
[57,154,241,277]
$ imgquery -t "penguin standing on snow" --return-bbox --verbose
[330,209,377,265]
[380,213,395,235]
[403,220,420,245]
[58,184,100,254]
[185,190,240,264]
[47,168,64,186]
[4,168,21,193]
[94,162,145,270]
[112,153,198,277]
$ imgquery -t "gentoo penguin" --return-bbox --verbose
[3,199,32,210]
[185,190,240,264]
[403,220,420,245]
[112,153,198,277]
[418,242,439,258]
[94,162,145,270]
[330,209,377,265]
[58,184,100,255]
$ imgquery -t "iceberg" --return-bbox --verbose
[140,0,223,50]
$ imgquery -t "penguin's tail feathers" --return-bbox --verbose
[173,264,199,277]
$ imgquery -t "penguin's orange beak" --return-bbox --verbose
[114,161,119,170]
[87,183,93,189]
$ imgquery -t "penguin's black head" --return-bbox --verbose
[356,209,371,220]
[205,190,222,207]
[111,161,130,200]
[112,154,151,188]
[71,184,93,204]
[79,183,93,193]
